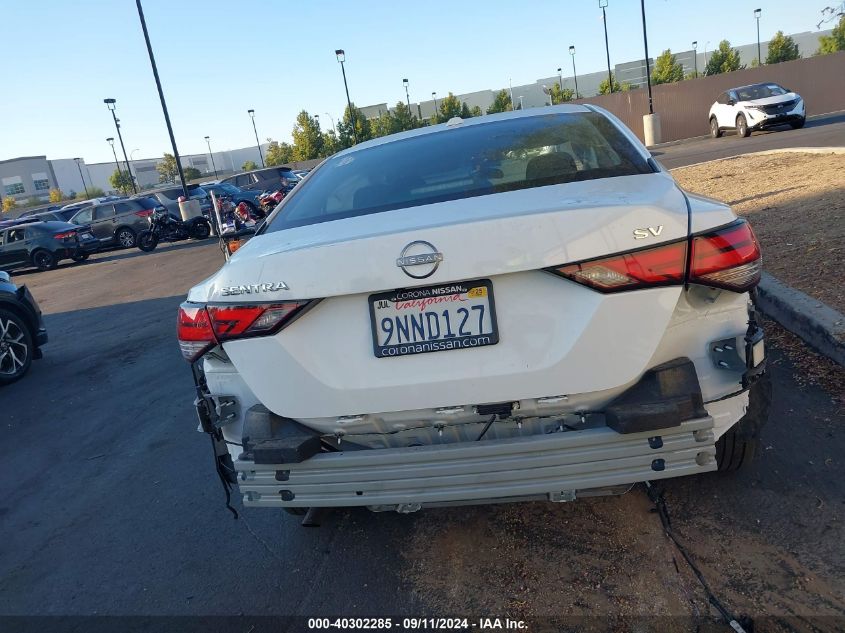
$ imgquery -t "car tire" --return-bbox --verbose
[115,227,136,249]
[0,308,34,385]
[716,372,772,472]
[790,118,805,129]
[709,117,722,138]
[31,249,57,271]
[736,113,750,137]
[70,253,89,263]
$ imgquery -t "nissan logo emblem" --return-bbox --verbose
[396,241,443,279]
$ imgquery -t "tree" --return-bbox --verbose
[337,103,372,149]
[704,40,743,75]
[651,49,684,84]
[598,73,632,94]
[241,160,258,171]
[470,105,483,117]
[817,15,845,54]
[109,169,135,195]
[435,93,464,123]
[266,140,294,166]
[48,189,63,203]
[370,111,395,139]
[549,83,574,104]
[291,110,324,161]
[76,187,104,199]
[486,89,513,114]
[321,130,339,157]
[157,153,178,183]
[392,101,417,131]
[183,167,201,181]
[2,197,16,212]
[766,31,800,64]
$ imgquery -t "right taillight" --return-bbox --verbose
[689,220,761,291]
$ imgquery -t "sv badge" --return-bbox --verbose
[633,225,664,239]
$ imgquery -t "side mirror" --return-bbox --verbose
[0,271,10,283]
[727,99,736,106]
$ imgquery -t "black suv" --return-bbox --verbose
[0,222,98,272]
[221,167,298,195]
[69,198,162,249]
[0,270,47,384]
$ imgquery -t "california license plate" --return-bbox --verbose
[369,279,498,358]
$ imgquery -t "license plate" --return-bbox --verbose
[80,232,94,240]
[369,279,498,358]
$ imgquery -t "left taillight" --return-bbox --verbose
[547,240,687,292]
[177,300,313,362]
[135,209,154,217]
[53,230,77,240]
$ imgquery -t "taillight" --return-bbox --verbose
[53,230,77,240]
[548,240,687,292]
[135,209,153,217]
[176,300,313,362]
[689,220,761,291]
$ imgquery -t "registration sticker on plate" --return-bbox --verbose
[369,279,498,358]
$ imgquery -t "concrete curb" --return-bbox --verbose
[669,147,845,171]
[757,272,845,366]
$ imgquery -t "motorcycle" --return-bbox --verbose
[137,209,211,252]
[258,189,285,215]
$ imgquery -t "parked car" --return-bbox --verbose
[141,185,212,218]
[178,105,770,518]
[220,166,298,195]
[0,270,47,384]
[709,83,805,138]
[69,198,162,249]
[0,221,98,272]
[201,182,262,215]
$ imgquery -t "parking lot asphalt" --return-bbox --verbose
[1,209,843,626]
[653,111,845,169]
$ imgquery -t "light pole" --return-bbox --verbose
[335,49,357,143]
[323,112,337,136]
[247,110,264,168]
[204,136,218,179]
[542,86,552,106]
[599,0,613,93]
[754,8,762,65]
[704,41,710,70]
[640,0,654,115]
[135,0,188,198]
[509,78,515,111]
[569,45,579,99]
[403,78,412,119]
[106,138,123,191]
[432,91,438,114]
[557,67,563,90]
[692,41,698,77]
[74,158,90,198]
[518,95,524,110]
[103,98,137,193]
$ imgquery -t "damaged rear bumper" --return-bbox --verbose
[235,417,716,510]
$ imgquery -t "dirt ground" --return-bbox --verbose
[671,152,845,314]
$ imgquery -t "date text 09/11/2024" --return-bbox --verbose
[307,617,528,630]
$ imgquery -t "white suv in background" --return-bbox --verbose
[709,83,805,138]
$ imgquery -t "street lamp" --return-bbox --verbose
[73,158,90,198]
[103,98,137,193]
[324,112,337,136]
[204,136,218,179]
[557,67,563,90]
[754,8,762,65]
[599,0,613,93]
[106,138,123,189]
[403,78,412,118]
[247,110,265,168]
[640,0,654,115]
[432,91,438,113]
[704,41,710,70]
[569,46,579,99]
[335,49,357,143]
[692,41,698,77]
[135,0,188,198]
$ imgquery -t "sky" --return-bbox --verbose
[0,0,831,164]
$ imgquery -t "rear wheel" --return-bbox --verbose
[137,231,159,252]
[710,117,722,138]
[115,227,136,248]
[790,117,805,129]
[716,372,772,471]
[190,219,211,240]
[736,113,750,138]
[0,308,34,385]
[31,249,57,271]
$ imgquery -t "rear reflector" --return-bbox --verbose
[690,220,761,291]
[177,300,313,362]
[549,240,687,292]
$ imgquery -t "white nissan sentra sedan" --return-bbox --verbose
[178,105,770,519]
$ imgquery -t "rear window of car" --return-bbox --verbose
[264,112,651,233]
